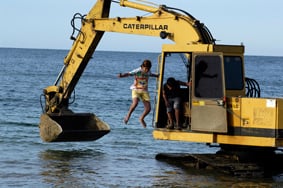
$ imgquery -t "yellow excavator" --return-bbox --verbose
[39,0,283,175]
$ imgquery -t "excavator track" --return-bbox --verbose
[156,152,283,177]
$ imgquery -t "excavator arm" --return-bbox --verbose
[40,0,214,142]
[43,0,214,114]
[92,3,214,45]
[43,0,111,114]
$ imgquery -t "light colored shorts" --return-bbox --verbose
[166,97,181,112]
[132,90,150,101]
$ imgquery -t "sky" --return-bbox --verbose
[1,0,282,56]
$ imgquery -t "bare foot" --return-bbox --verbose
[139,118,147,128]
[124,116,129,124]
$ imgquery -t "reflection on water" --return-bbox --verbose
[156,159,280,188]
[39,149,102,187]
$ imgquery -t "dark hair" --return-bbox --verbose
[197,60,208,72]
[166,77,176,87]
[141,59,152,68]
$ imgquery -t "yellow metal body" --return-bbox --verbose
[152,43,283,149]
[153,97,283,147]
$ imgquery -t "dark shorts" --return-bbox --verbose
[166,97,181,112]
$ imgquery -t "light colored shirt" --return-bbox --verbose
[128,67,157,91]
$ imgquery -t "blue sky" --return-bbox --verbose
[1,0,282,56]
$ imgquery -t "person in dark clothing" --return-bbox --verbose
[162,77,191,129]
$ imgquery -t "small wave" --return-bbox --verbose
[0,120,37,127]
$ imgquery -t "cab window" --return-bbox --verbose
[194,55,223,98]
[223,56,244,90]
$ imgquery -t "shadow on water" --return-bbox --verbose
[39,149,99,160]
[155,153,283,188]
[38,149,104,187]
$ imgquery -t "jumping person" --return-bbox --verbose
[118,59,159,128]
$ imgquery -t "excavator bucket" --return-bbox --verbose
[39,113,110,142]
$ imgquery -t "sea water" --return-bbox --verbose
[0,48,283,187]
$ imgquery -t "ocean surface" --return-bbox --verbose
[1,47,283,187]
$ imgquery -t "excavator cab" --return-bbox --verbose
[154,47,228,133]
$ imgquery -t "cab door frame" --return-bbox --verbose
[190,52,228,133]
